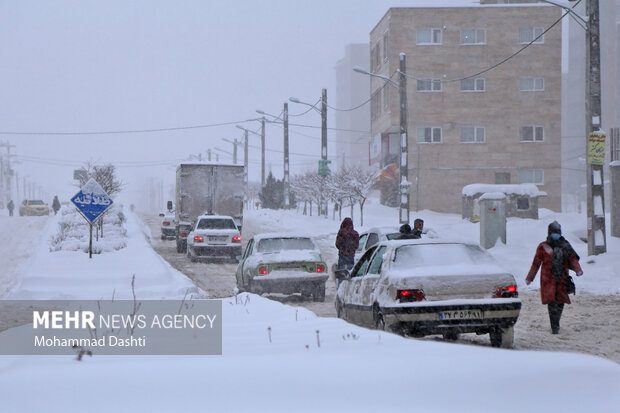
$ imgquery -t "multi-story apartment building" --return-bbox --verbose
[334,44,371,170]
[369,4,562,213]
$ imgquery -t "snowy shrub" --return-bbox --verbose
[50,204,128,253]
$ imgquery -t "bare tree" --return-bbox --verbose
[75,162,125,197]
[342,165,378,227]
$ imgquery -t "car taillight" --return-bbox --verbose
[316,263,326,273]
[397,289,425,302]
[162,221,171,226]
[180,232,188,237]
[494,285,518,298]
[194,236,204,243]
[232,236,241,243]
[258,266,268,275]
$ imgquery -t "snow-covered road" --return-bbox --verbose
[140,210,620,364]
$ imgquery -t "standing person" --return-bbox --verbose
[412,218,424,238]
[52,195,61,215]
[335,217,359,270]
[7,199,14,217]
[526,221,583,334]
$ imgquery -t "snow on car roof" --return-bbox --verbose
[252,232,316,242]
[196,215,236,220]
[361,226,401,235]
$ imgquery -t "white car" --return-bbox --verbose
[335,239,521,348]
[186,215,242,263]
[235,233,328,301]
[159,212,176,240]
[356,226,401,261]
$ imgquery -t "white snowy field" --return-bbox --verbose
[0,200,619,412]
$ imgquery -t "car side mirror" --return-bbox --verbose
[159,213,165,217]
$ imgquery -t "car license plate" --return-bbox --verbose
[208,236,227,242]
[438,310,482,320]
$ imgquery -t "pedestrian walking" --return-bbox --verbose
[412,218,424,238]
[396,223,419,240]
[52,195,61,215]
[526,221,583,334]
[335,217,359,270]
[7,199,14,216]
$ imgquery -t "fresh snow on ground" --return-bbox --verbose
[0,199,619,412]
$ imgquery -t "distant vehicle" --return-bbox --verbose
[174,163,244,253]
[19,200,50,216]
[335,239,521,348]
[159,212,176,240]
[236,233,329,301]
[186,215,242,262]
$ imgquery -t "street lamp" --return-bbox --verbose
[354,53,410,225]
[289,89,329,216]
[256,106,290,209]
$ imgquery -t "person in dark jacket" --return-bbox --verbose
[335,217,359,270]
[526,221,583,334]
[412,218,424,238]
[396,224,419,240]
[52,195,61,215]
[7,199,14,217]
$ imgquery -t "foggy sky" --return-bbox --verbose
[0,0,491,206]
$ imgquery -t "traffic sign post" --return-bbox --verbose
[71,178,113,258]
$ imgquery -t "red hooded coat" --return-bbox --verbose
[335,218,359,258]
[526,241,582,304]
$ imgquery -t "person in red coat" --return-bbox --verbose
[526,221,583,334]
[335,217,359,270]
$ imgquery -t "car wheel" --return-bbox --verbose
[313,285,326,302]
[161,235,166,240]
[490,326,514,349]
[187,248,196,263]
[373,305,386,331]
[442,331,459,341]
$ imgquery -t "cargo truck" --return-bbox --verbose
[174,163,244,253]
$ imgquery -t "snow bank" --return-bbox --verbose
[49,205,127,253]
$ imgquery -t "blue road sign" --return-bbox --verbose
[71,178,113,224]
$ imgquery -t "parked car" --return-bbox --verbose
[335,239,521,348]
[186,215,242,262]
[236,233,329,301]
[159,212,176,240]
[355,226,401,261]
[19,200,50,216]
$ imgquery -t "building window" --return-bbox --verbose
[417,127,442,143]
[460,78,485,92]
[371,90,382,120]
[417,78,442,92]
[519,169,544,185]
[519,77,544,91]
[520,126,544,142]
[460,127,485,143]
[495,172,510,184]
[417,28,442,45]
[516,197,531,210]
[382,85,390,110]
[519,27,544,44]
[383,32,389,62]
[460,28,486,45]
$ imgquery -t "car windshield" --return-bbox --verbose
[28,200,45,205]
[392,243,495,269]
[385,233,401,240]
[197,218,236,230]
[256,237,315,253]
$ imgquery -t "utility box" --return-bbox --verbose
[611,161,620,238]
[479,192,506,249]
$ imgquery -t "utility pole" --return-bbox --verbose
[321,88,328,216]
[283,103,290,209]
[260,117,266,187]
[585,0,606,255]
[243,129,248,203]
[399,53,410,225]
[207,149,211,162]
